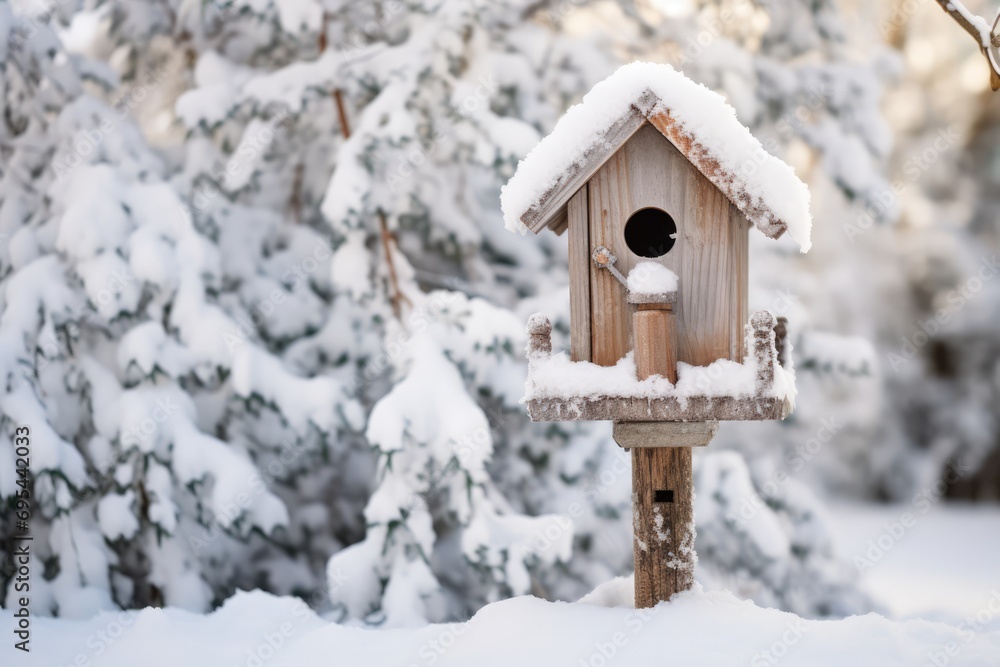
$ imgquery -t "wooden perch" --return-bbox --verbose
[935,0,1000,91]
[333,88,410,319]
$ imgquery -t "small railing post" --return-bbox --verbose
[751,310,777,395]
[526,313,552,361]
[627,272,678,384]
[774,316,789,368]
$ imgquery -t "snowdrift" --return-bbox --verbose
[9,584,1000,667]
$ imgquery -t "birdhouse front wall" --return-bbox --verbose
[567,122,750,368]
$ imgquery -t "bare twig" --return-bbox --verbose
[332,87,410,319]
[378,212,410,319]
[333,88,351,137]
[935,0,1000,91]
[287,162,304,223]
[322,10,410,319]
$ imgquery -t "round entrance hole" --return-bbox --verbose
[623,207,676,258]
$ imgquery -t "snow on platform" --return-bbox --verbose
[525,351,780,402]
[10,585,1000,667]
[523,311,796,422]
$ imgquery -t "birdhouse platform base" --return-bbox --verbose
[524,310,793,425]
[613,420,718,448]
[527,395,788,423]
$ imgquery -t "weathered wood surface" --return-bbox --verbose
[524,310,790,423]
[587,123,749,370]
[632,446,696,607]
[526,314,552,358]
[613,420,718,448]
[567,186,592,362]
[632,297,676,388]
[751,310,777,395]
[628,289,678,305]
[774,315,788,368]
[633,308,675,383]
[646,108,786,241]
[523,106,648,234]
[526,394,787,422]
[518,88,791,242]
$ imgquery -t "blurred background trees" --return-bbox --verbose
[0,0,997,624]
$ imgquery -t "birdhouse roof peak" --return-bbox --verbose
[500,62,813,253]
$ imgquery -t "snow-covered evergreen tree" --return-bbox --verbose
[1,0,927,624]
[0,0,357,614]
[0,0,627,621]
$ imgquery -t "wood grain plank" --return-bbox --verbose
[588,122,750,368]
[523,108,647,234]
[612,420,718,448]
[588,141,632,366]
[731,202,750,362]
[567,185,591,362]
[633,309,669,381]
[525,394,788,422]
[646,109,787,241]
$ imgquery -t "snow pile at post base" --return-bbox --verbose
[11,586,1000,667]
[500,61,813,252]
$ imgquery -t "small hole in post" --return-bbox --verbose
[654,489,674,503]
[624,207,676,258]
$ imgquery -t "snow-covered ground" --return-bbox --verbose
[5,501,1000,666]
[8,582,1000,667]
[828,501,1000,623]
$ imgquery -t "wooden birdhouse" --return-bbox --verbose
[500,62,813,608]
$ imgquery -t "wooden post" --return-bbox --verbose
[633,304,677,383]
[629,296,697,607]
[632,445,695,608]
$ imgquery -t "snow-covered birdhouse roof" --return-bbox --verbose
[500,62,813,253]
